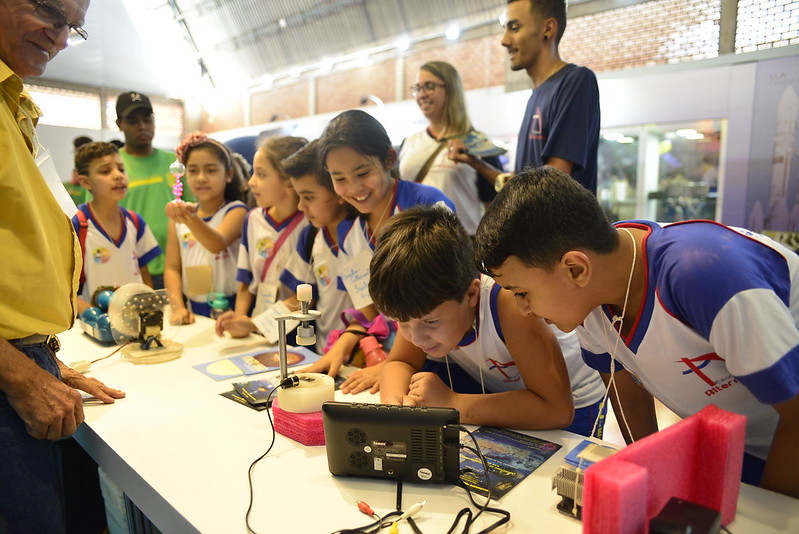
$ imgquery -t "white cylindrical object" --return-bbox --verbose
[296,283,313,303]
[276,373,334,413]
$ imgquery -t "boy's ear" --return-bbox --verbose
[464,278,481,307]
[77,173,92,190]
[561,250,591,287]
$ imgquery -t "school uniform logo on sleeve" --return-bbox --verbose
[180,232,196,249]
[257,238,275,259]
[92,247,111,264]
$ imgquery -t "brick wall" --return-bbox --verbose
[562,0,720,72]
[315,59,396,114]
[201,95,245,133]
[737,0,799,52]
[250,80,310,124]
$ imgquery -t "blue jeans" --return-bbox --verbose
[0,343,66,534]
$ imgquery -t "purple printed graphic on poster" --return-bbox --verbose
[746,55,799,232]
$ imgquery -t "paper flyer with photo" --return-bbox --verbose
[460,427,562,499]
[193,346,320,381]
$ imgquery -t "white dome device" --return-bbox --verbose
[108,283,183,364]
[73,283,183,372]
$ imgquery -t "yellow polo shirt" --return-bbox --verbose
[0,59,80,339]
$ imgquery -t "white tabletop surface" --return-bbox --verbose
[62,317,799,533]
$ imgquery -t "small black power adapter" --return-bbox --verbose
[649,497,721,534]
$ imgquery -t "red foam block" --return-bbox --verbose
[582,404,745,533]
[272,398,326,446]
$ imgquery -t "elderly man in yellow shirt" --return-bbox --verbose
[0,1,125,532]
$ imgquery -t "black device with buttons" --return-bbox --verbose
[322,401,461,484]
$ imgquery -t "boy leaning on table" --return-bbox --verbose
[354,205,605,435]
[474,166,799,499]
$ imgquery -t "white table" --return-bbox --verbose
[63,318,799,533]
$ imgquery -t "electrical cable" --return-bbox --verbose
[448,425,511,534]
[91,340,132,365]
[331,425,510,534]
[395,478,403,513]
[245,386,281,534]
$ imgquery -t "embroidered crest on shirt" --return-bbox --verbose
[181,232,196,249]
[676,353,740,396]
[316,264,332,287]
[93,247,111,264]
[485,357,521,383]
[257,238,275,259]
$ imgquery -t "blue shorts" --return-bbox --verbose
[420,359,605,436]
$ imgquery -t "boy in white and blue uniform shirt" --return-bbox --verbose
[281,225,352,353]
[280,139,355,353]
[175,199,247,317]
[577,220,798,479]
[367,206,603,433]
[72,142,160,311]
[475,167,799,498]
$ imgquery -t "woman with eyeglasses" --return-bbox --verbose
[398,61,502,237]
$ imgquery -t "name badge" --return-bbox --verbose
[254,283,278,316]
[37,146,77,217]
[339,249,373,310]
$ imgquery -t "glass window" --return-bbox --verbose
[597,120,724,223]
[25,84,101,130]
[598,131,639,222]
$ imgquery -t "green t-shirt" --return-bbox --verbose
[119,147,193,276]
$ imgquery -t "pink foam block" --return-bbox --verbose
[582,404,745,534]
[272,399,326,446]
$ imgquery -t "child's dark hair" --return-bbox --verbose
[369,205,477,322]
[508,0,567,43]
[175,131,248,202]
[283,139,359,220]
[318,110,396,174]
[73,135,92,150]
[475,166,618,276]
[74,141,119,176]
[282,139,331,190]
[258,136,308,180]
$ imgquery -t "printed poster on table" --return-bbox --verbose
[460,427,561,499]
[193,346,320,381]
